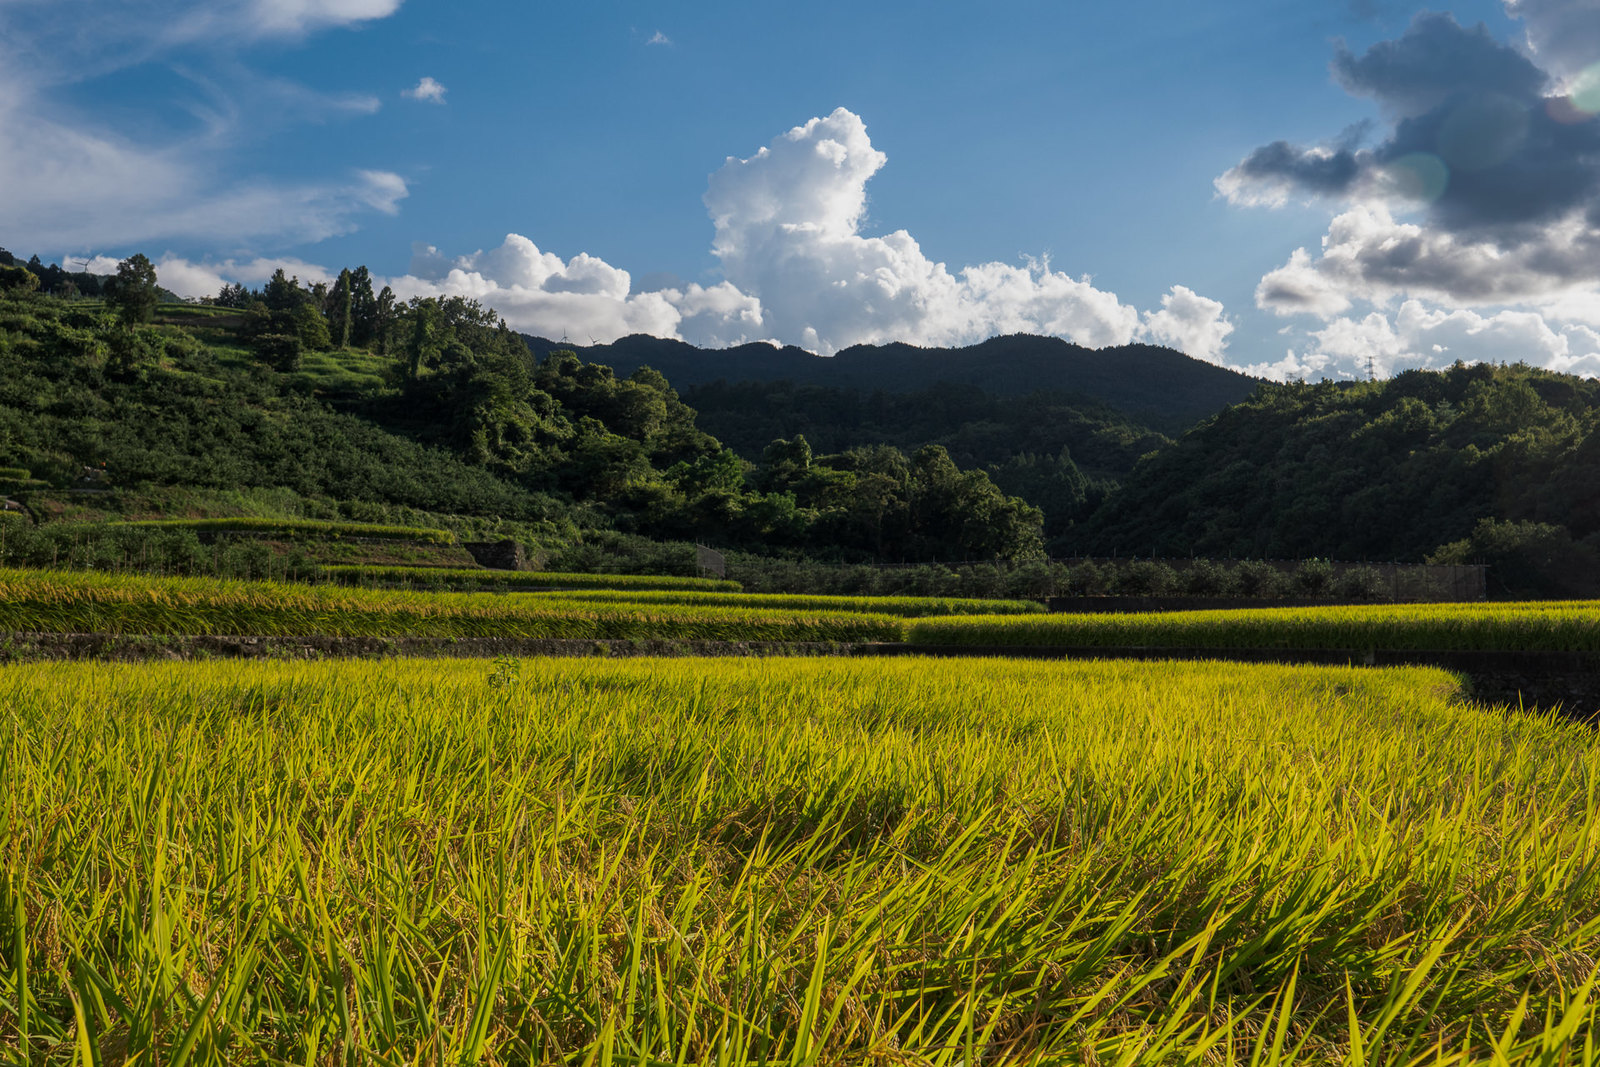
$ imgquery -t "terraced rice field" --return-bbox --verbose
[0,568,895,643]
[321,564,743,594]
[2,655,1598,1062]
[908,599,1600,652]
[516,588,1045,617]
[108,518,456,543]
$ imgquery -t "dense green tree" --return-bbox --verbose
[373,285,397,353]
[1429,518,1600,598]
[215,282,250,308]
[108,254,159,326]
[326,269,353,349]
[262,269,308,312]
[0,266,39,293]
[348,267,378,347]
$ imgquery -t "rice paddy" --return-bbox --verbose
[0,568,897,644]
[4,564,1600,1060]
[321,565,743,594]
[909,599,1600,652]
[515,589,1046,617]
[108,518,457,543]
[2,655,1599,1062]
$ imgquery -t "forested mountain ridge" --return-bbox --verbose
[517,332,1260,545]
[522,333,1261,433]
[1078,363,1600,594]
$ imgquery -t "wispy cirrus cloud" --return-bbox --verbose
[0,0,406,256]
[0,86,407,251]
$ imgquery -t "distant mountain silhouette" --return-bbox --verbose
[522,333,1261,431]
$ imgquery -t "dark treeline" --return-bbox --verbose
[1080,364,1600,596]
[680,379,1166,547]
[0,247,180,303]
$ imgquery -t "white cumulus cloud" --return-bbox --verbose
[132,107,1235,365]
[369,110,1230,361]
[1256,205,1600,316]
[402,76,446,104]
[702,107,1153,355]
[131,255,335,299]
[1224,8,1600,378]
[1258,299,1600,381]
[1141,285,1235,364]
[387,235,764,346]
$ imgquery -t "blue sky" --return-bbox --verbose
[3,0,1597,380]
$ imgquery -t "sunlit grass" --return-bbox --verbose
[511,588,1045,616]
[1,655,1598,1061]
[321,564,742,594]
[909,599,1600,651]
[107,517,455,543]
[0,568,893,642]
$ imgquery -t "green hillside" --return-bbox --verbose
[1079,363,1600,595]
[12,250,1600,597]
[0,256,1047,569]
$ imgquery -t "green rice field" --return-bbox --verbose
[0,569,895,644]
[1,655,1597,1062]
[909,599,1600,652]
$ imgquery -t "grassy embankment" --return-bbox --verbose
[319,565,741,594]
[108,517,457,543]
[0,568,891,643]
[908,599,1600,652]
[512,588,1044,617]
[1,656,1597,1061]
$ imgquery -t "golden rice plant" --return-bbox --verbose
[0,655,1597,1061]
[0,567,897,642]
[908,599,1600,651]
[321,564,743,593]
[513,588,1046,616]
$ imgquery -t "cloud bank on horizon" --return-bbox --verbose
[1219,1,1600,379]
[149,108,1237,362]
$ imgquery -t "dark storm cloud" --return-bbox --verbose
[1331,12,1547,115]
[1229,123,1370,197]
[1220,12,1600,244]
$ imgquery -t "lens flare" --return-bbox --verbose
[1436,93,1529,172]
[1383,152,1450,203]
[1546,94,1591,123]
[1572,62,1600,115]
